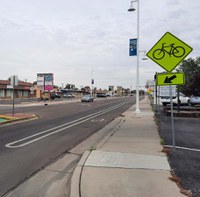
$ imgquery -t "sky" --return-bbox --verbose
[0,0,199,90]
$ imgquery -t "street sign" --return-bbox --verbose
[158,85,176,97]
[10,75,18,86]
[129,38,137,56]
[157,73,185,86]
[147,32,193,72]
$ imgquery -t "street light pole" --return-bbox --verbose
[90,66,94,97]
[128,0,140,114]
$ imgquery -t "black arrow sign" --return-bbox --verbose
[164,75,177,83]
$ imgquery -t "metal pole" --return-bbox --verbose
[135,0,140,114]
[44,77,45,91]
[12,76,15,116]
[91,66,93,97]
[155,82,158,114]
[155,72,158,114]
[170,85,175,151]
[177,86,180,114]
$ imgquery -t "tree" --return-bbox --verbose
[65,83,76,90]
[176,57,200,96]
[33,81,37,85]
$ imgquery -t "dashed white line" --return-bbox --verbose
[5,101,129,148]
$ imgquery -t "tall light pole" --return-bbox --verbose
[128,0,140,114]
[90,66,94,97]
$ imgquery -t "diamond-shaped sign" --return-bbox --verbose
[147,32,193,72]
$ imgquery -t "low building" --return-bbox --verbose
[117,86,124,96]
[108,86,114,92]
[0,80,32,99]
[96,89,107,97]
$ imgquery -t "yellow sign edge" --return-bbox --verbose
[156,72,185,86]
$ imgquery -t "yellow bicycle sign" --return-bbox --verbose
[153,43,185,60]
[147,32,193,72]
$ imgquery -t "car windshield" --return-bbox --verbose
[83,95,90,98]
[179,93,185,97]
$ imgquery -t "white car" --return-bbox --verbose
[161,93,189,106]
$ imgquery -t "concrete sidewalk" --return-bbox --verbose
[70,98,185,197]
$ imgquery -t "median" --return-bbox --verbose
[0,114,38,124]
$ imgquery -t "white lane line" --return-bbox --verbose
[165,145,200,152]
[7,103,123,146]
[5,101,129,148]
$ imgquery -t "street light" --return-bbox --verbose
[128,0,140,114]
[91,66,94,97]
[140,50,148,61]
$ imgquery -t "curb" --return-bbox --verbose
[69,112,127,197]
[70,151,91,197]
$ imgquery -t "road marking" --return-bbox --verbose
[5,101,130,148]
[165,145,200,152]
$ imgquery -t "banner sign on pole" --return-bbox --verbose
[129,38,137,56]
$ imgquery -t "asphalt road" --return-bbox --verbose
[156,106,200,197]
[0,96,135,196]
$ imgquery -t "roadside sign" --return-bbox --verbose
[147,32,193,72]
[129,38,137,56]
[10,75,18,86]
[157,73,185,86]
[158,85,176,97]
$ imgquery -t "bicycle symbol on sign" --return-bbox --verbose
[152,43,185,60]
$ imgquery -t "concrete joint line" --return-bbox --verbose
[84,150,170,171]
[44,169,73,174]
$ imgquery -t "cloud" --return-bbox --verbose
[0,0,199,89]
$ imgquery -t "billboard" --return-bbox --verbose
[37,73,54,91]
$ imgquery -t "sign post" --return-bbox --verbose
[147,32,193,151]
[169,85,175,151]
[10,75,18,116]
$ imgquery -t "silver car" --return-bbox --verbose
[189,95,200,106]
[81,95,94,102]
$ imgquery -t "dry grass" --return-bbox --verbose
[161,147,172,155]
[169,173,193,197]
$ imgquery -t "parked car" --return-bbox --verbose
[63,93,75,98]
[81,95,94,102]
[161,92,189,106]
[189,95,200,106]
[96,93,107,98]
[106,92,113,97]
[50,93,61,100]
